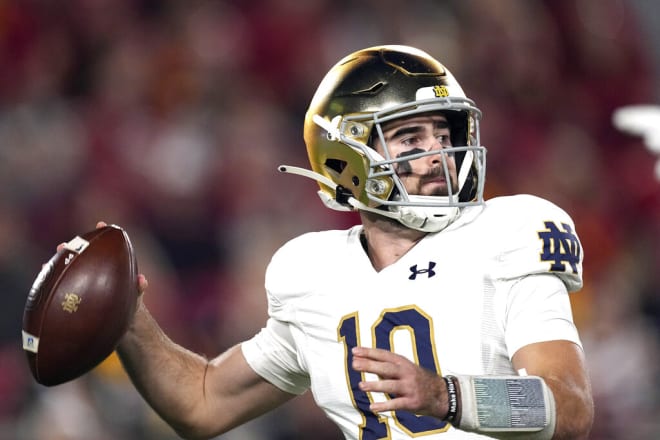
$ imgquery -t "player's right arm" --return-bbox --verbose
[117,299,296,440]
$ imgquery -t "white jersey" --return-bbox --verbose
[242,194,583,439]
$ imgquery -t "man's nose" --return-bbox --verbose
[426,139,446,160]
[427,141,452,167]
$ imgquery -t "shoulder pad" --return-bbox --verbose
[484,195,583,292]
[265,229,356,319]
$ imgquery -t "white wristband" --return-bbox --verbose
[454,375,556,439]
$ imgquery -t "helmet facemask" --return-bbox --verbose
[321,94,486,232]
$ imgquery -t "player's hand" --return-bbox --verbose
[351,346,447,419]
[55,221,148,297]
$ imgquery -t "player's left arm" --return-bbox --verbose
[511,340,593,439]
[352,342,593,439]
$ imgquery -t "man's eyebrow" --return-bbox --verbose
[387,125,424,140]
[385,120,450,140]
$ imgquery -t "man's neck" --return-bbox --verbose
[359,211,427,272]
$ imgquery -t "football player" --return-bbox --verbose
[115,45,594,439]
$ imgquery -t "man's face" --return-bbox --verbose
[374,113,458,197]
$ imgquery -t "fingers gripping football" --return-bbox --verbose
[97,221,149,295]
[351,347,447,418]
[57,222,147,296]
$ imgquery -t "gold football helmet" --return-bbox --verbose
[280,45,486,232]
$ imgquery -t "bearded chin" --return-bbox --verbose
[430,184,455,197]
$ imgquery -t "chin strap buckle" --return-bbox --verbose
[335,185,353,207]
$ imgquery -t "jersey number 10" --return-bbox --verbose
[338,306,451,439]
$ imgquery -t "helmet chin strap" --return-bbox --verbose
[395,196,459,231]
[278,165,458,232]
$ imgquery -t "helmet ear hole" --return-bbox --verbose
[325,158,347,174]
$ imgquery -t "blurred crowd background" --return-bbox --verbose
[1,0,660,439]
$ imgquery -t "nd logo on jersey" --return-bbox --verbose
[537,221,581,274]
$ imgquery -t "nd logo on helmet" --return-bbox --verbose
[433,85,449,97]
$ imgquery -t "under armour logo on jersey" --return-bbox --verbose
[538,221,581,274]
[409,262,437,280]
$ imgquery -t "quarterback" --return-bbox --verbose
[115,46,594,439]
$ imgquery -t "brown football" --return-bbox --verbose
[22,225,138,386]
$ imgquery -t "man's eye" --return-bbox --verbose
[436,134,451,144]
[401,136,420,146]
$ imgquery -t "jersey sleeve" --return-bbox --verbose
[488,195,583,293]
[241,318,310,395]
[503,273,582,357]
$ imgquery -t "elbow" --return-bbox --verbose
[576,386,595,439]
[171,423,225,440]
[163,409,227,440]
[574,399,595,440]
[561,418,593,440]
[174,431,205,440]
[176,432,212,440]
[555,390,594,440]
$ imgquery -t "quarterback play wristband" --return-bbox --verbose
[442,375,458,423]
[454,375,556,439]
